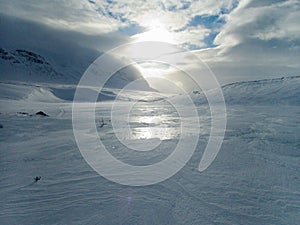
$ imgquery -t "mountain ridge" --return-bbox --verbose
[0,47,154,92]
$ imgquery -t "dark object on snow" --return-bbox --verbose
[34,176,41,182]
[36,111,49,117]
[0,124,3,128]
[98,118,107,128]
[17,112,29,116]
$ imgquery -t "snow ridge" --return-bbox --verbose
[185,76,300,106]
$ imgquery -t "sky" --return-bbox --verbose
[0,0,299,87]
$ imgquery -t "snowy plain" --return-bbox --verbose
[0,75,300,224]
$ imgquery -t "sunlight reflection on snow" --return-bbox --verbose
[128,103,181,141]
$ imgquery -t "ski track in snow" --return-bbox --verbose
[0,78,300,224]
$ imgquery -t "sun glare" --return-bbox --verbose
[125,14,180,90]
[131,16,176,44]
[132,28,176,44]
[134,62,177,79]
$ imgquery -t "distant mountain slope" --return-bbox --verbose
[172,76,300,106]
[0,47,153,91]
[0,15,153,91]
[0,48,67,83]
[221,76,300,105]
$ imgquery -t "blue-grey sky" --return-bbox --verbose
[0,0,299,84]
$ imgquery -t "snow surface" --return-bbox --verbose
[1,75,300,224]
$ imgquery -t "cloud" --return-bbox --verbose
[0,0,123,34]
[0,13,129,52]
[193,0,300,83]
[0,0,237,48]
[174,25,211,48]
[0,13,132,81]
[106,0,237,47]
[214,0,300,48]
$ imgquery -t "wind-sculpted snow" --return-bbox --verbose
[0,76,299,224]
[0,83,62,102]
[0,82,158,103]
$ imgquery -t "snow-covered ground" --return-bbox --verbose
[0,76,300,224]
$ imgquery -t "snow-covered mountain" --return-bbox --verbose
[0,48,67,83]
[0,15,153,91]
[0,46,153,92]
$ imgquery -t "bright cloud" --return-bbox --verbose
[0,0,123,34]
[194,0,300,83]
[0,0,237,48]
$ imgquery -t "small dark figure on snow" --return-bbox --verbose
[36,111,49,117]
[34,176,41,182]
[99,118,107,128]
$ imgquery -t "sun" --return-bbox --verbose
[131,17,176,44]
[125,15,180,90]
[132,28,176,44]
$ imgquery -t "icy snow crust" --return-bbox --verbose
[1,76,300,224]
